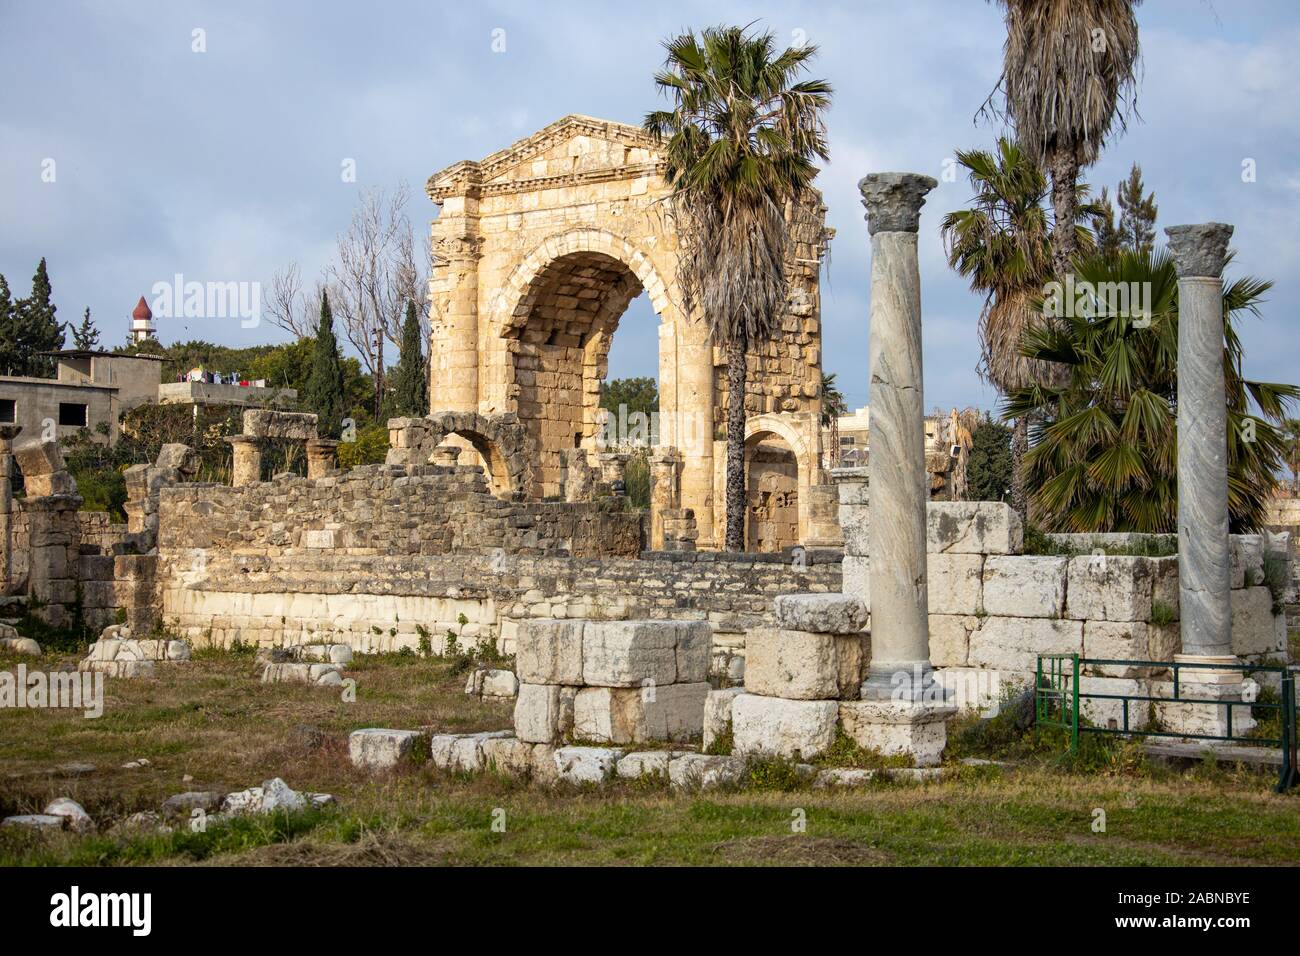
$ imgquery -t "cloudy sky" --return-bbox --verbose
[2,0,1297,414]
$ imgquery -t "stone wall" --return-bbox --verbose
[156,463,642,558]
[158,547,841,668]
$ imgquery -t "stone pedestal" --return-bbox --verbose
[839,698,955,767]
[857,172,942,702]
[227,436,262,487]
[430,445,463,468]
[305,439,340,479]
[597,453,630,486]
[1152,655,1257,738]
[23,495,82,629]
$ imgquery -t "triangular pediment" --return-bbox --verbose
[427,115,664,200]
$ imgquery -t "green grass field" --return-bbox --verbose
[1,645,1296,867]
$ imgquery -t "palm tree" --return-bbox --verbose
[820,371,848,468]
[940,138,1093,519]
[645,24,831,551]
[986,0,1142,278]
[1003,247,1298,532]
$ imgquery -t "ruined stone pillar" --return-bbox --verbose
[0,425,20,592]
[858,172,938,700]
[227,436,262,487]
[649,447,682,550]
[1167,223,1234,659]
[429,189,483,413]
[305,438,340,479]
[676,328,716,548]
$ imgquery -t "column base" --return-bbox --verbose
[1151,655,1257,739]
[838,698,956,768]
[860,660,945,702]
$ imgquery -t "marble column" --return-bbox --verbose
[1167,223,1234,660]
[858,172,938,700]
[305,438,340,479]
[0,425,21,593]
[227,435,262,487]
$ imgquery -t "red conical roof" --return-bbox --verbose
[132,296,152,320]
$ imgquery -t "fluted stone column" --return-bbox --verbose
[1168,223,1234,659]
[227,436,262,487]
[0,425,20,593]
[858,172,938,700]
[305,438,340,479]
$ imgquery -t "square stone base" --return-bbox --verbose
[838,699,956,767]
[1151,680,1258,739]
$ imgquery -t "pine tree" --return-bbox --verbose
[13,258,64,375]
[391,299,428,417]
[72,307,101,350]
[305,291,345,439]
[1117,163,1158,255]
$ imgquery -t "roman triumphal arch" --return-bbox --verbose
[425,115,833,549]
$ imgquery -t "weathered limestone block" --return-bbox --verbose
[1078,676,1151,730]
[349,728,424,769]
[838,699,955,767]
[1066,555,1158,621]
[839,501,870,555]
[743,628,838,700]
[773,593,868,634]
[449,731,514,773]
[674,621,713,683]
[616,750,674,779]
[982,555,1068,619]
[933,666,1021,715]
[835,633,871,700]
[967,617,1083,674]
[927,502,1022,555]
[1230,586,1284,657]
[480,736,535,778]
[552,746,623,785]
[928,614,980,668]
[465,667,520,699]
[242,409,318,441]
[260,661,344,686]
[515,619,585,685]
[1083,621,1157,676]
[927,553,984,615]
[703,686,747,751]
[581,620,678,687]
[841,554,870,605]
[572,682,709,743]
[667,753,747,790]
[730,694,838,760]
[0,624,41,656]
[514,683,563,743]
[44,797,94,834]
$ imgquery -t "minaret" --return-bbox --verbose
[129,296,155,344]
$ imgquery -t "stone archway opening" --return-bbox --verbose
[439,431,513,498]
[506,250,650,498]
[744,431,800,553]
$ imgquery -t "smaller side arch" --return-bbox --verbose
[387,411,535,499]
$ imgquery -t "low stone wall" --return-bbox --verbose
[156,463,642,558]
[77,512,129,552]
[158,548,842,659]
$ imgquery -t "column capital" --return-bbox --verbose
[1165,222,1233,278]
[858,172,938,235]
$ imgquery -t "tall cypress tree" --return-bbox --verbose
[305,291,345,438]
[391,299,428,417]
[0,275,14,374]
[72,307,101,350]
[14,258,63,375]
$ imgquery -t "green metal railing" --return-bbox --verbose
[1035,653,1297,792]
